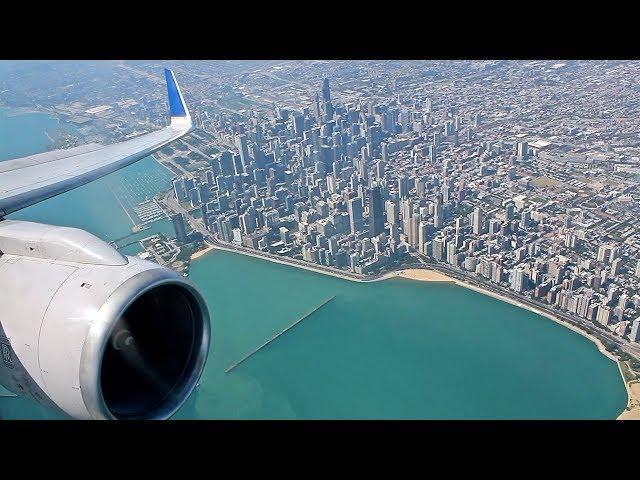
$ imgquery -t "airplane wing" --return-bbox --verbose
[0,68,192,217]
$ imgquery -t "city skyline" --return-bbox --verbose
[1,60,640,421]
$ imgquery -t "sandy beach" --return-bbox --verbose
[393,269,457,283]
[190,244,216,260]
[617,381,640,420]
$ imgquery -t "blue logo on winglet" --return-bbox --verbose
[164,68,187,117]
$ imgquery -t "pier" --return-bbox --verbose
[225,295,336,373]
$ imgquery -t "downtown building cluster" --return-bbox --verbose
[168,74,640,345]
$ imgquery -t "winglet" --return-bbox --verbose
[164,68,190,119]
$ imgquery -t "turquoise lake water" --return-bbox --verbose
[0,108,628,419]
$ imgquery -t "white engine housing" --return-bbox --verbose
[0,220,210,419]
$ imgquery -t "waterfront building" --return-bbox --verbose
[596,305,613,326]
[510,266,529,293]
[446,241,458,266]
[171,213,188,243]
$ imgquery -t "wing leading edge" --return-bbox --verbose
[0,68,192,217]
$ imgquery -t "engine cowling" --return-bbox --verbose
[0,220,211,420]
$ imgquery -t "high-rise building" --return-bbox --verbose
[510,267,529,293]
[611,257,623,277]
[472,207,484,235]
[322,78,331,103]
[410,213,421,248]
[235,134,250,169]
[517,141,529,159]
[368,186,385,237]
[520,210,531,230]
[171,213,188,243]
[446,241,458,266]
[173,178,187,202]
[217,217,232,242]
[348,197,363,234]
[432,237,445,261]
[597,244,613,264]
[433,198,443,229]
[385,200,399,225]
[218,151,235,176]
[240,208,256,234]
[189,187,201,207]
[630,318,640,343]
[418,221,429,255]
[491,262,503,284]
[292,112,305,137]
[596,305,613,326]
[565,232,577,249]
[398,175,409,199]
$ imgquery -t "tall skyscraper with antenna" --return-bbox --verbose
[322,77,331,103]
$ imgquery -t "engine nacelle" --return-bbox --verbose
[0,220,210,419]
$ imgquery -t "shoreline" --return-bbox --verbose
[191,243,382,282]
[190,244,216,260]
[190,244,638,420]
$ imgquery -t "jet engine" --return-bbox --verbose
[0,220,210,420]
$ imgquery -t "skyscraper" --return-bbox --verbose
[410,213,421,248]
[348,197,363,234]
[218,150,235,176]
[235,134,250,169]
[630,318,640,343]
[172,213,188,243]
[173,178,187,202]
[510,267,529,293]
[517,141,529,159]
[292,112,305,137]
[398,175,409,199]
[433,198,443,229]
[446,241,458,266]
[432,237,445,261]
[322,78,331,103]
[472,207,484,235]
[385,200,399,225]
[418,221,429,254]
[597,245,613,264]
[368,186,385,237]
